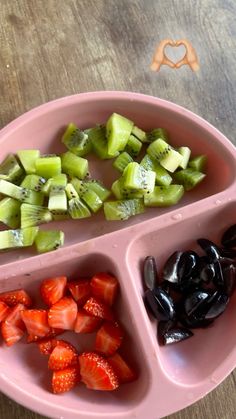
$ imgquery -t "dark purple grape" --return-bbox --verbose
[179,313,214,329]
[197,238,221,262]
[204,291,229,320]
[163,328,193,345]
[184,290,212,317]
[157,319,176,344]
[199,263,215,284]
[222,263,236,296]
[145,288,175,321]
[220,247,236,259]
[178,251,200,280]
[221,224,236,248]
[162,251,183,284]
[213,260,224,288]
[143,256,158,290]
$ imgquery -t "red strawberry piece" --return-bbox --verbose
[52,366,80,394]
[79,352,119,391]
[40,276,67,306]
[48,343,78,370]
[91,273,119,306]
[67,279,91,305]
[0,289,32,307]
[107,353,137,383]
[38,338,76,356]
[21,309,50,338]
[74,309,101,333]
[0,301,10,323]
[48,297,78,330]
[83,297,113,321]
[27,327,63,343]
[1,304,25,346]
[95,321,123,356]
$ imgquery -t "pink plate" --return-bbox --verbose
[0,91,235,418]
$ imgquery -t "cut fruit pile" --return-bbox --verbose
[0,272,137,394]
[143,224,236,345]
[0,113,207,252]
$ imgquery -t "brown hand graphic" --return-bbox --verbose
[174,39,200,71]
[150,39,176,71]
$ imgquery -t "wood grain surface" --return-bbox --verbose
[0,0,236,418]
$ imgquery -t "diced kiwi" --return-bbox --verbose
[21,174,47,192]
[0,226,39,250]
[68,197,91,219]
[104,199,145,221]
[188,155,207,172]
[106,113,134,156]
[48,174,67,214]
[79,189,103,213]
[131,125,147,142]
[0,197,21,228]
[35,156,61,179]
[88,125,112,159]
[111,177,143,199]
[84,180,111,201]
[113,152,133,173]
[178,147,191,169]
[71,177,85,195]
[174,168,206,191]
[0,179,44,205]
[125,135,142,157]
[35,230,64,253]
[52,212,70,221]
[123,162,155,193]
[61,151,88,179]
[65,183,79,199]
[140,155,172,186]
[160,149,183,173]
[0,154,24,183]
[42,178,52,195]
[146,128,169,143]
[62,123,92,156]
[17,150,40,174]
[50,174,67,188]
[144,185,184,207]
[21,203,52,228]
[147,138,171,160]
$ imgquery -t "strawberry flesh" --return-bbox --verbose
[48,343,78,370]
[107,353,137,383]
[91,273,119,306]
[0,289,32,307]
[21,309,50,338]
[48,297,78,330]
[74,309,101,333]
[0,301,10,323]
[79,352,119,391]
[83,297,113,321]
[1,304,25,346]
[95,321,123,356]
[52,366,80,394]
[67,279,91,305]
[40,276,67,306]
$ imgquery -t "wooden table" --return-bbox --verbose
[0,0,236,418]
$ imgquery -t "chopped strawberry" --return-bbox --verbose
[48,297,78,330]
[83,297,113,321]
[0,301,10,323]
[48,343,78,370]
[74,309,101,333]
[91,273,119,306]
[1,304,25,346]
[0,289,32,307]
[40,276,67,306]
[95,321,123,356]
[67,279,91,305]
[27,327,63,343]
[21,309,50,338]
[38,338,76,356]
[52,366,80,394]
[107,353,137,383]
[79,352,119,391]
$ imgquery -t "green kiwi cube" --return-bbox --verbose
[106,113,134,156]
[35,156,61,179]
[0,179,44,205]
[35,230,64,253]
[140,155,172,186]
[65,183,79,199]
[113,152,133,173]
[42,178,52,195]
[125,135,142,157]
[131,125,147,142]
[111,178,143,199]
[174,168,206,191]
[84,180,111,201]
[123,162,155,193]
[80,189,103,213]
[89,125,118,159]
[50,174,67,189]
[178,147,191,169]
[52,212,70,221]
[17,150,40,174]
[104,199,145,221]
[160,149,183,173]
[144,185,184,207]
[61,151,88,179]
[0,197,21,229]
[21,174,47,192]
[21,203,52,228]
[0,154,24,183]
[146,128,169,143]
[0,226,39,250]
[62,123,92,156]
[147,138,171,161]
[71,178,85,195]
[188,155,207,172]
[68,197,91,219]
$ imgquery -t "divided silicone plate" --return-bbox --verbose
[0,92,235,419]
